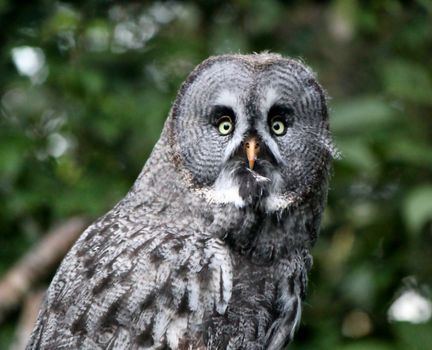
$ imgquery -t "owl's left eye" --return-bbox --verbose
[270,117,287,136]
[217,116,234,135]
[268,105,293,136]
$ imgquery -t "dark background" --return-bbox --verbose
[1,0,432,349]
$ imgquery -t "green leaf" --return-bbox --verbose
[336,139,378,174]
[393,321,432,350]
[336,340,394,350]
[0,137,28,180]
[382,60,432,105]
[403,186,432,234]
[385,138,432,167]
[342,265,376,308]
[331,96,395,135]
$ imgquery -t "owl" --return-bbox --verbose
[27,53,335,350]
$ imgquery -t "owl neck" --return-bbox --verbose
[215,200,321,265]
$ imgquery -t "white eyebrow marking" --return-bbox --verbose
[213,90,249,163]
[262,87,279,112]
[215,90,239,107]
[254,87,286,165]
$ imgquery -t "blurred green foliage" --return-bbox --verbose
[1,0,432,349]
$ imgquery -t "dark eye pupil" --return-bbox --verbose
[223,124,230,130]
[274,123,280,130]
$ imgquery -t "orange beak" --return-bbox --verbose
[244,136,260,170]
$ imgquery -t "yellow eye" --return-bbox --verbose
[271,117,286,136]
[217,117,234,135]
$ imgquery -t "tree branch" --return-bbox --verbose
[10,289,45,350]
[0,217,90,324]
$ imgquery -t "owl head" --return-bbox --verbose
[167,53,336,212]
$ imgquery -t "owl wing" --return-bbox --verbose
[27,212,233,350]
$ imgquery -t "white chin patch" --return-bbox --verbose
[206,168,245,208]
[205,164,295,212]
[205,167,295,212]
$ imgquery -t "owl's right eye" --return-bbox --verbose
[217,116,234,135]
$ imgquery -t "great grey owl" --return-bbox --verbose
[27,53,335,349]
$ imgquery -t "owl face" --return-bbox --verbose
[170,54,334,212]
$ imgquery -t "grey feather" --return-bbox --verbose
[27,53,334,350]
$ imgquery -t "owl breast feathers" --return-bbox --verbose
[27,53,336,350]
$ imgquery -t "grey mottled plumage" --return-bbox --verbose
[27,53,336,349]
